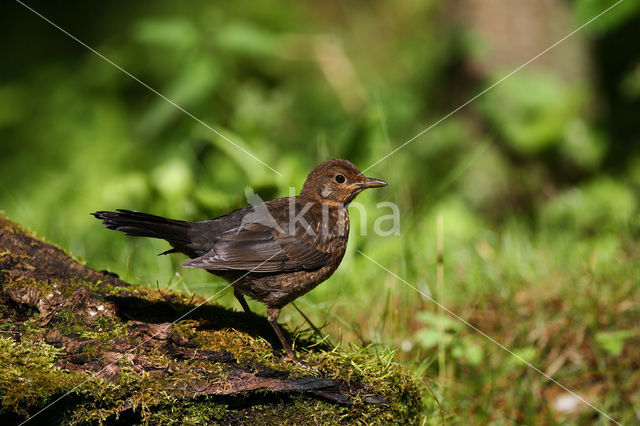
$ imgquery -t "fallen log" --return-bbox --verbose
[0,215,424,424]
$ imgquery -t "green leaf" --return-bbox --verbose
[595,330,637,357]
[508,346,537,367]
[478,71,583,155]
[217,23,278,56]
[416,311,463,332]
[151,157,194,199]
[134,18,199,49]
[451,339,484,366]
[414,329,453,349]
[574,0,640,35]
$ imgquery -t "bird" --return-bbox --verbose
[92,158,387,366]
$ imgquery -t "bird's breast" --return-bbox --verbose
[316,207,348,237]
[288,201,350,259]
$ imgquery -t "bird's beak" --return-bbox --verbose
[359,177,388,189]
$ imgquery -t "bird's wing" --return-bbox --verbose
[182,222,331,272]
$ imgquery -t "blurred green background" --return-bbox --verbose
[2,0,639,423]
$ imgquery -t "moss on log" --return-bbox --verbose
[0,215,425,424]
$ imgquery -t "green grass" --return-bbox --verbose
[283,218,637,423]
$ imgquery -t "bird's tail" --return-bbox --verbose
[92,209,194,255]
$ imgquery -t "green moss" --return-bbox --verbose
[192,328,303,375]
[235,398,346,424]
[0,337,83,416]
[0,216,33,239]
[144,401,229,425]
[0,328,424,424]
[311,347,424,421]
[1,315,425,424]
[52,308,87,335]
[81,314,129,341]
[16,319,46,341]
[0,215,426,424]
[230,394,418,425]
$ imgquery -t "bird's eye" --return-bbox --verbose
[335,174,345,183]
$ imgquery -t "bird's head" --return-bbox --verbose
[299,159,387,206]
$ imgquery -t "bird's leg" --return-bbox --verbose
[266,307,315,370]
[233,287,254,318]
[266,307,295,359]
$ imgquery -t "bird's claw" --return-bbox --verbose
[283,354,321,373]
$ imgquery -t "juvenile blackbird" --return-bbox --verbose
[92,158,387,365]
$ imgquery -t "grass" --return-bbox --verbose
[320,223,640,424]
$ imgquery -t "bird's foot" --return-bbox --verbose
[282,353,321,373]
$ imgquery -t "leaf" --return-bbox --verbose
[574,0,640,35]
[151,158,193,199]
[217,23,277,56]
[478,71,582,155]
[507,346,537,367]
[595,330,637,357]
[414,329,453,349]
[416,311,463,332]
[134,18,199,49]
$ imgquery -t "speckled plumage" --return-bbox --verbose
[93,159,387,365]
[216,197,351,309]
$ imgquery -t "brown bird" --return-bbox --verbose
[92,159,387,365]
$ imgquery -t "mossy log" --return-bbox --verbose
[0,215,424,424]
